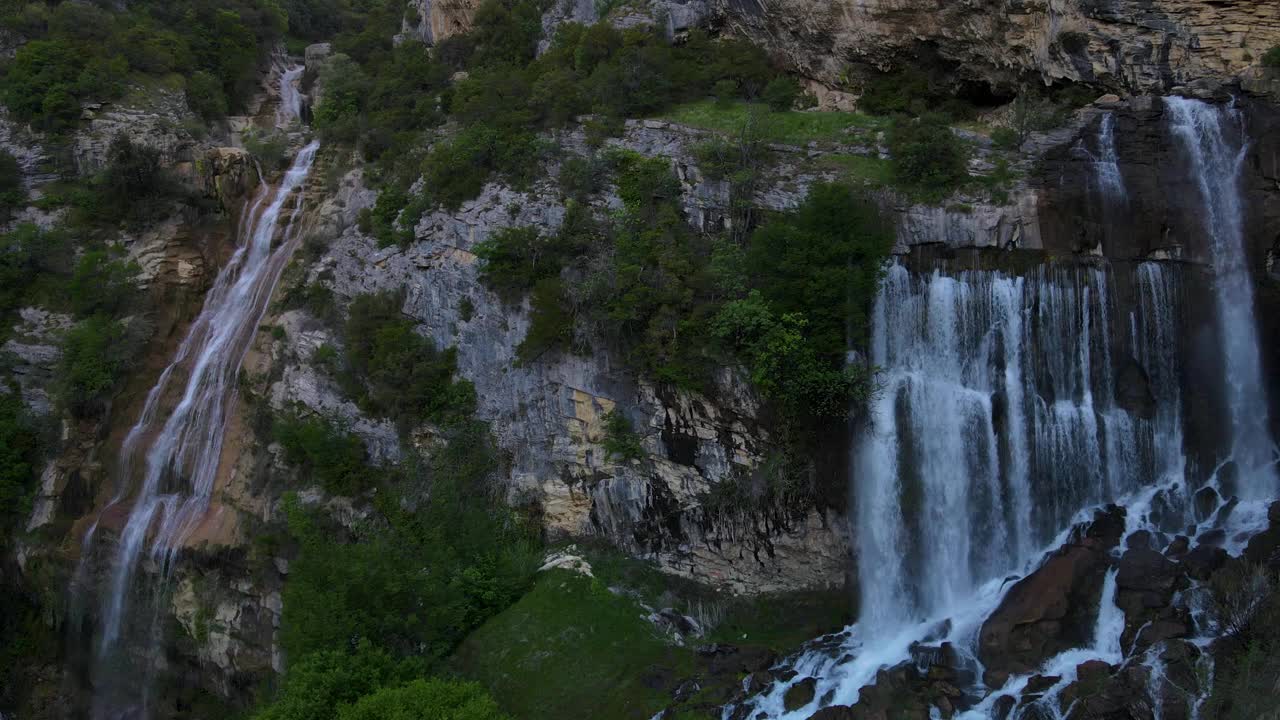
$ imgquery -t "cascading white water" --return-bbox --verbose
[1094,113,1127,203]
[1165,96,1278,500]
[98,140,319,651]
[277,65,304,126]
[85,67,316,718]
[732,261,1187,719]
[732,97,1279,720]
[857,264,1152,632]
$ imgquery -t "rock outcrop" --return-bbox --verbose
[977,506,1124,684]
[716,0,1280,96]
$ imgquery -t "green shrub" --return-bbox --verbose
[314,54,372,142]
[420,124,544,210]
[65,249,139,319]
[243,130,291,172]
[887,113,970,194]
[74,134,178,227]
[274,414,375,496]
[990,126,1021,150]
[254,645,416,720]
[337,679,509,720]
[0,224,72,316]
[516,277,575,364]
[761,76,801,112]
[341,291,476,431]
[279,423,540,660]
[1263,45,1280,68]
[601,409,643,462]
[1,39,84,130]
[0,390,40,541]
[0,151,25,219]
[55,315,144,417]
[859,67,933,116]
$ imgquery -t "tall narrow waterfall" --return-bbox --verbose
[1165,97,1278,499]
[85,69,317,718]
[1094,113,1126,203]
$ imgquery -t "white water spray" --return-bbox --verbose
[1165,96,1278,500]
[86,67,316,718]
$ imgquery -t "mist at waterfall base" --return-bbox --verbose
[74,67,314,720]
[729,99,1279,719]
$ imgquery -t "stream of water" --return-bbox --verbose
[728,96,1278,720]
[84,67,316,720]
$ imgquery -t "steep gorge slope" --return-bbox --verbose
[2,0,1280,719]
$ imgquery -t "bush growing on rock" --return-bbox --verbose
[340,291,476,431]
[55,314,146,417]
[887,113,970,195]
[1264,45,1280,68]
[762,76,801,112]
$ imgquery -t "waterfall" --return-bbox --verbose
[84,67,316,718]
[1165,96,1278,500]
[277,65,305,126]
[856,264,1155,631]
[1094,113,1126,203]
[731,261,1187,718]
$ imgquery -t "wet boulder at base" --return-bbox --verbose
[977,507,1124,684]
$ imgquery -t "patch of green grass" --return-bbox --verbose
[704,591,853,651]
[816,153,894,187]
[451,569,695,720]
[662,101,886,145]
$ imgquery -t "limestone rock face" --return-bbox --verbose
[285,123,857,595]
[197,147,261,209]
[716,0,1280,95]
[399,0,487,45]
[2,307,71,416]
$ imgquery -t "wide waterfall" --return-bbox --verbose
[1165,97,1278,500]
[80,69,317,718]
[857,263,1162,631]
[733,260,1188,718]
[729,95,1278,720]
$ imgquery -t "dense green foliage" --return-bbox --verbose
[55,314,143,417]
[280,443,537,659]
[474,173,890,424]
[601,409,644,462]
[274,414,373,496]
[887,113,971,195]
[318,0,799,236]
[0,390,40,540]
[338,291,476,431]
[0,0,287,128]
[1263,44,1280,68]
[338,678,509,720]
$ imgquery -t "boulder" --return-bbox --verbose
[991,695,1017,720]
[784,677,817,712]
[1165,535,1190,558]
[807,707,857,720]
[1181,544,1228,581]
[978,508,1122,679]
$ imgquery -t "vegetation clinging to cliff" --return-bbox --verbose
[0,0,288,129]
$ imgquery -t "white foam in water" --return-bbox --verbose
[728,260,1190,719]
[277,65,304,127]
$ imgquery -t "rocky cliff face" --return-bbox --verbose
[718,0,1280,96]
